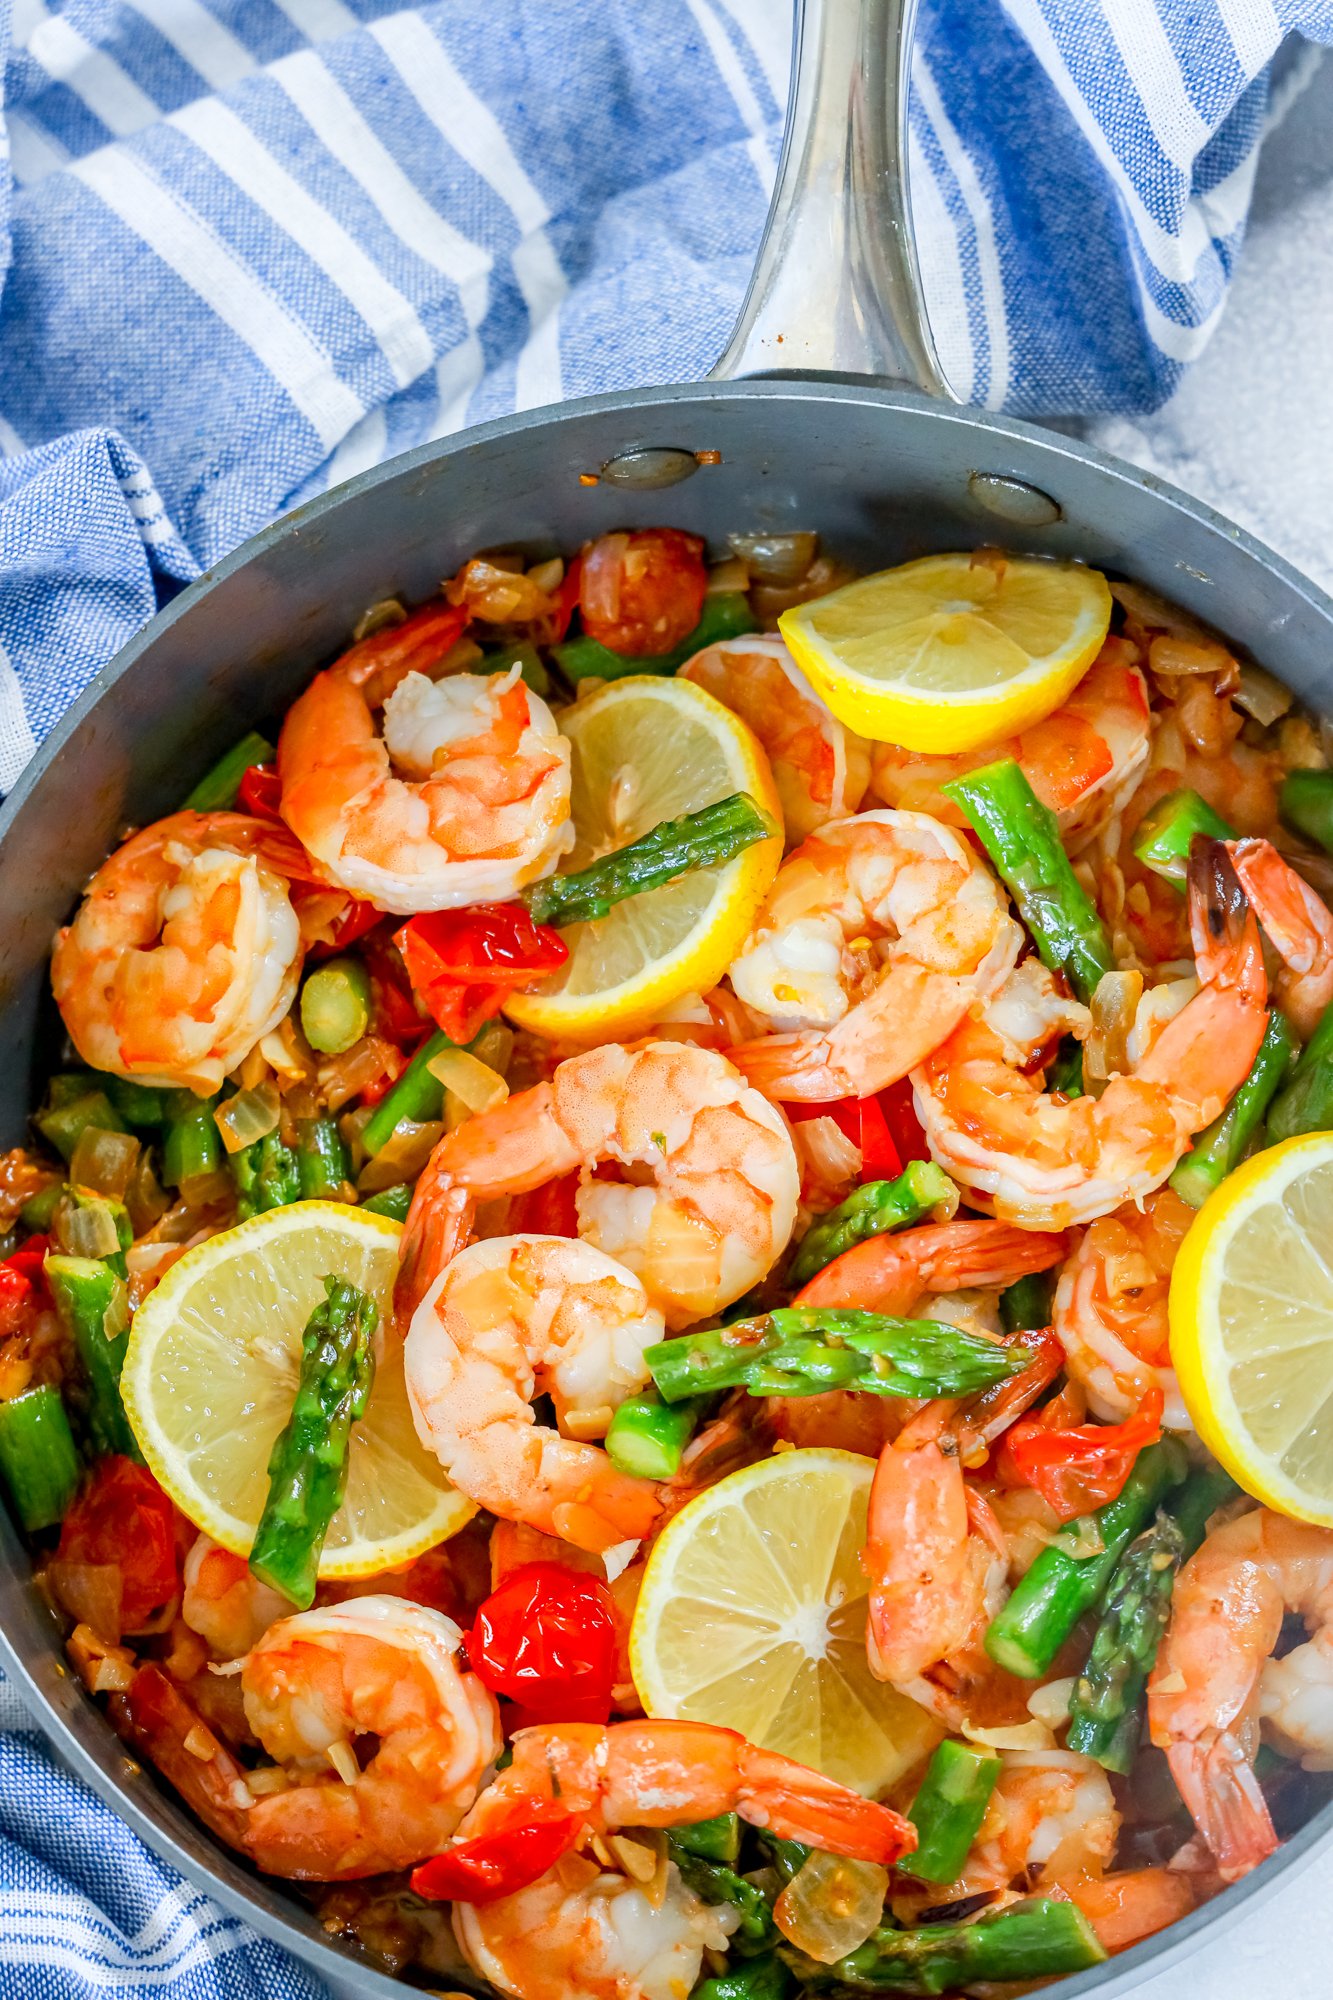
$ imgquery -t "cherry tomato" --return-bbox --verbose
[467,1562,617,1723]
[58,1457,180,1630]
[578,529,707,657]
[237,763,284,822]
[551,553,583,644]
[410,1802,584,1903]
[311,897,383,958]
[876,1078,932,1168]
[4,1235,50,1309]
[507,1171,581,1239]
[396,907,568,1045]
[999,1386,1164,1522]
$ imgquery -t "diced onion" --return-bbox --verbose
[961,1718,1057,1752]
[318,1037,401,1114]
[527,556,565,595]
[471,1021,515,1078]
[1084,970,1144,1083]
[46,1561,124,1643]
[66,1622,137,1695]
[1110,579,1211,642]
[59,1200,122,1261]
[792,1116,862,1207]
[1234,663,1293,726]
[1147,634,1237,682]
[773,1851,889,1962]
[728,531,819,584]
[68,1126,140,1201]
[214,1083,281,1155]
[351,597,407,643]
[705,556,750,595]
[356,1119,443,1192]
[427,1047,509,1116]
[1027,1676,1077,1727]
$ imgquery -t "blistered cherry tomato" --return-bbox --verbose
[579,529,707,657]
[237,763,284,822]
[507,1171,581,1239]
[58,1457,180,1630]
[467,1562,617,1723]
[411,1802,584,1903]
[396,906,568,1045]
[999,1386,1164,1522]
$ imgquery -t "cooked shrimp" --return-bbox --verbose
[913,841,1267,1229]
[1054,1190,1193,1429]
[405,1234,665,1553]
[51,811,306,1093]
[1149,1508,1333,1880]
[278,620,572,910]
[864,1439,1008,1690]
[679,636,870,843]
[239,1597,501,1879]
[968,1749,1119,1892]
[1228,836,1333,1037]
[399,1041,800,1329]
[795,1217,1069,1313]
[181,1534,288,1661]
[872,643,1151,853]
[726,810,1022,1100]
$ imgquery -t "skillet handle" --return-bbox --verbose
[711,0,951,396]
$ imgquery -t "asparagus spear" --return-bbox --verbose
[984,1437,1189,1678]
[45,1254,140,1461]
[944,761,1114,1004]
[300,958,373,1056]
[248,1276,378,1607]
[1046,1036,1085,1098]
[671,1813,742,1864]
[553,591,756,683]
[647,1311,1030,1405]
[782,1897,1105,1993]
[103,1077,169,1128]
[295,1115,352,1201]
[361,1030,453,1155]
[787,1163,957,1290]
[692,1957,792,2000]
[360,1182,413,1223]
[901,1741,1000,1884]
[1279,769,1333,857]
[605,1390,704,1479]
[1133,788,1235,889]
[668,1838,777,1955]
[1268,996,1333,1142]
[183,730,275,811]
[523,794,779,929]
[231,1130,301,1217]
[36,1090,128,1164]
[760,1836,811,1884]
[998,1272,1053,1335]
[161,1090,223,1187]
[1170,1011,1298,1207]
[0,1386,81,1530]
[1066,1465,1237,1771]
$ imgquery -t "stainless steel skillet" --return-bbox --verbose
[0,2,1330,1993]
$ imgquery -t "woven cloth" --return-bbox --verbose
[3,0,1333,1992]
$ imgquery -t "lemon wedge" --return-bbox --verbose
[506,674,782,1042]
[1170,1134,1333,1524]
[121,1202,472,1573]
[779,552,1112,752]
[630,1448,940,1794]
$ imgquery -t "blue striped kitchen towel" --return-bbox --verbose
[1,0,1332,1993]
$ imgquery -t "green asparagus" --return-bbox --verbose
[45,1254,140,1461]
[605,1390,704,1479]
[484,638,549,696]
[999,1271,1054,1335]
[300,958,373,1056]
[1268,995,1333,1141]
[984,1437,1190,1678]
[360,1182,413,1223]
[553,591,756,683]
[1047,1036,1085,1098]
[523,794,778,929]
[759,1836,811,1884]
[1066,1464,1237,1771]
[668,1839,777,1955]
[786,1163,957,1290]
[691,1956,792,2000]
[901,1741,1000,1884]
[784,1898,1105,1993]
[19,1183,63,1231]
[161,1090,223,1187]
[230,1130,301,1217]
[1170,1011,1298,1206]
[671,1814,742,1865]
[1279,769,1333,857]
[943,761,1114,1003]
[0,1386,81,1530]
[361,1030,453,1155]
[647,1311,1031,1405]
[102,1077,169,1128]
[1132,788,1235,889]
[36,1090,128,1163]
[295,1115,352,1201]
[248,1276,378,1607]
[183,730,275,811]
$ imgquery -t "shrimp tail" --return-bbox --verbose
[1166,1735,1277,1883]
[736,1742,917,1865]
[397,1177,475,1321]
[1187,836,1255,979]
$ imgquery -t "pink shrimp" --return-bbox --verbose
[1228,835,1333,1037]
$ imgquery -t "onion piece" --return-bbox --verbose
[57,1198,123,1261]
[728,530,819,584]
[66,1622,137,1694]
[1027,1676,1077,1728]
[527,556,565,595]
[961,1717,1057,1752]
[705,556,750,595]
[1084,971,1144,1083]
[214,1083,281,1155]
[46,1561,124,1643]
[318,1037,402,1114]
[792,1116,862,1208]
[773,1850,889,1961]
[68,1126,140,1201]
[351,597,407,643]
[1146,634,1237,684]
[427,1047,509,1116]
[125,1151,170,1237]
[356,1119,443,1192]
[1234,663,1293,726]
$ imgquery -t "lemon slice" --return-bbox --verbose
[121,1203,472,1573]
[1169,1134,1333,1524]
[779,553,1112,753]
[630,1449,941,1794]
[506,674,782,1042]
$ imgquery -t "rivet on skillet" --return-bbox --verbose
[968,472,1063,526]
[599,447,700,489]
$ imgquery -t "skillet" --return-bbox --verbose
[2,1,1332,1992]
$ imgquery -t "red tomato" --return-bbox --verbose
[578,529,707,657]
[551,553,583,643]
[237,763,284,822]
[58,1457,180,1630]
[467,1563,617,1724]
[507,1171,581,1239]
[788,1094,904,1182]
[396,907,568,1045]
[999,1386,1164,1522]
[410,1803,584,1903]
[876,1077,932,1168]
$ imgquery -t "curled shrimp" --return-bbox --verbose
[51,811,306,1093]
[872,643,1151,853]
[913,840,1267,1229]
[1054,1189,1193,1429]
[277,610,572,911]
[399,1041,799,1329]
[726,809,1022,1100]
[1149,1508,1333,1881]
[1228,835,1333,1037]
[181,1533,289,1661]
[405,1234,665,1553]
[238,1596,501,1879]
[864,1439,1008,1693]
[678,636,870,843]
